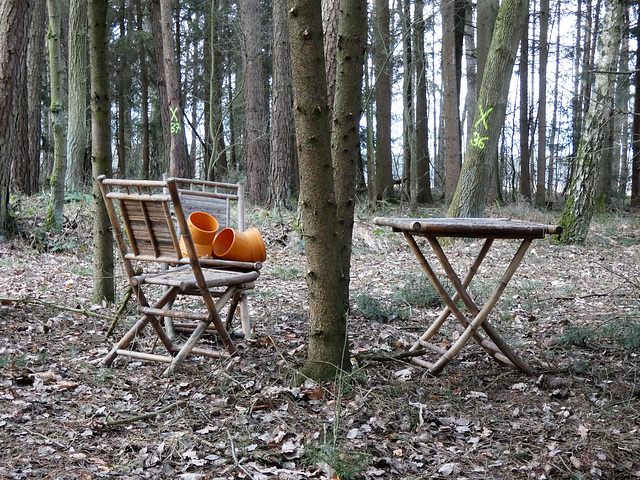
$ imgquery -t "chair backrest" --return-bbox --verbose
[98,176,255,273]
[171,177,245,232]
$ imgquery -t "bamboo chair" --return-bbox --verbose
[163,176,253,338]
[98,176,262,376]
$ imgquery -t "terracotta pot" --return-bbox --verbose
[213,227,266,262]
[179,236,213,258]
[181,211,218,257]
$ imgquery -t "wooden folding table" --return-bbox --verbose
[373,217,561,376]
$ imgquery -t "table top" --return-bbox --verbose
[373,217,562,239]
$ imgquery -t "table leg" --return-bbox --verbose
[428,237,535,375]
[403,233,511,369]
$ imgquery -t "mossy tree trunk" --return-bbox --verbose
[558,0,625,243]
[287,0,350,382]
[44,0,67,232]
[89,0,114,304]
[447,0,528,218]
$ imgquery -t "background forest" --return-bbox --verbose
[1,0,639,225]
[2,0,640,478]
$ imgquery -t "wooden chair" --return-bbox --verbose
[98,176,262,376]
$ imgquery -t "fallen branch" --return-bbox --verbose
[105,399,186,426]
[0,296,116,322]
[356,348,426,363]
[106,286,133,337]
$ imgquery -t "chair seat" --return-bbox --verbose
[133,265,259,291]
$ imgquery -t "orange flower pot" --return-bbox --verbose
[213,227,267,262]
[180,211,219,257]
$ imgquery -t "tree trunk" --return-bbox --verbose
[44,0,68,232]
[27,0,46,195]
[160,0,190,178]
[559,0,625,242]
[137,0,150,179]
[207,0,228,181]
[535,0,548,207]
[447,0,528,218]
[0,0,34,233]
[519,16,531,201]
[441,0,465,201]
[401,0,412,202]
[89,0,115,303]
[66,0,88,191]
[332,0,366,314]
[631,25,640,207]
[240,0,269,204]
[374,0,393,200]
[287,0,350,382]
[151,0,170,173]
[268,0,296,209]
[414,0,432,204]
[322,0,339,115]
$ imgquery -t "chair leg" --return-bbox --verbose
[239,294,251,338]
[103,316,151,366]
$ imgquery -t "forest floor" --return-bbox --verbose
[1,194,639,480]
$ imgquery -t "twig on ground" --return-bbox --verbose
[356,348,426,363]
[106,287,133,337]
[227,429,256,480]
[105,399,187,426]
[0,296,116,322]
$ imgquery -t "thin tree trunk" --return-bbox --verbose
[0,0,34,232]
[137,0,150,179]
[414,0,432,204]
[519,16,531,200]
[374,0,393,200]
[559,0,625,242]
[401,0,412,202]
[535,0,548,206]
[89,0,114,303]
[630,27,640,207]
[66,0,87,191]
[240,0,269,204]
[268,0,295,209]
[27,0,46,195]
[44,0,68,232]
[287,0,349,382]
[332,0,367,312]
[160,0,190,178]
[151,0,170,173]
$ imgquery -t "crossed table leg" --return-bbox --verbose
[404,232,535,376]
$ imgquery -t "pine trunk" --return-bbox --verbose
[160,0,190,178]
[287,0,350,382]
[89,0,115,303]
[332,0,366,308]
[414,0,432,204]
[45,0,68,232]
[374,0,393,200]
[535,0,548,207]
[66,0,88,191]
[240,0,269,204]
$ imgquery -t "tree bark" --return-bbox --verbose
[240,0,269,204]
[448,0,528,218]
[519,16,531,201]
[631,25,640,208]
[268,0,296,209]
[89,0,115,303]
[559,0,625,242]
[160,0,190,178]
[535,0,549,207]
[374,0,393,200]
[0,0,34,233]
[137,0,150,179]
[66,0,88,191]
[27,0,46,195]
[414,0,432,204]
[151,0,170,174]
[441,0,465,202]
[288,0,350,382]
[44,0,68,232]
[332,0,366,314]
[401,0,412,202]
